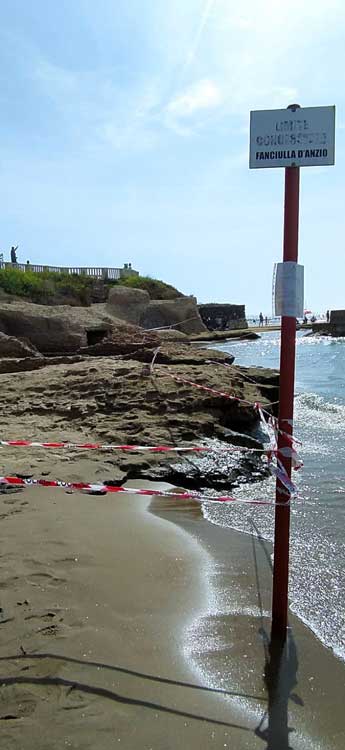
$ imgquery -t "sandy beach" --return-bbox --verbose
[0,476,344,750]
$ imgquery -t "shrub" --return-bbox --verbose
[0,268,184,305]
[117,275,183,300]
[0,267,94,305]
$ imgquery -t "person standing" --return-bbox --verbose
[259,312,264,327]
[10,245,18,264]
[326,310,330,323]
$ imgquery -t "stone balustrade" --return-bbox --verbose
[0,262,138,280]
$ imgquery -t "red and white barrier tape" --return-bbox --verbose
[0,440,210,453]
[0,439,262,453]
[268,462,298,496]
[164,370,302,449]
[0,476,289,507]
[165,372,252,406]
[0,438,303,479]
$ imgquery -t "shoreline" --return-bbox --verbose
[0,478,344,748]
[150,493,345,749]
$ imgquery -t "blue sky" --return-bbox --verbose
[1,0,344,312]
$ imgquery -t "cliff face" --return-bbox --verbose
[198,303,247,331]
[0,354,278,491]
[107,286,206,334]
[0,299,137,354]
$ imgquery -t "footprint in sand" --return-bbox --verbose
[36,623,61,636]
[24,609,63,623]
[0,687,37,721]
[0,575,20,590]
[0,508,23,521]
[3,497,22,505]
[26,572,66,589]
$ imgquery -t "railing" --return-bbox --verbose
[0,262,138,280]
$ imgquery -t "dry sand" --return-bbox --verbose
[0,476,344,750]
[0,481,253,750]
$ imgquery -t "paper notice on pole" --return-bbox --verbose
[273,262,304,317]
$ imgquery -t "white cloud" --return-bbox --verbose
[25,0,345,152]
[167,78,222,119]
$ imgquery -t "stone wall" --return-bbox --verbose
[198,303,247,331]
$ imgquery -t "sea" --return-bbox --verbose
[204,330,345,661]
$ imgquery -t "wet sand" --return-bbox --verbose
[153,496,345,749]
[0,483,344,749]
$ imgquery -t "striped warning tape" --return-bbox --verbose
[0,475,289,506]
[0,439,262,453]
[163,370,302,448]
[0,439,302,478]
[164,372,251,405]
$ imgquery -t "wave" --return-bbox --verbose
[295,392,345,427]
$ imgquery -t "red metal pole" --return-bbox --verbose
[271,165,300,640]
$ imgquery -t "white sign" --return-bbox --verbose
[249,105,335,169]
[273,262,304,318]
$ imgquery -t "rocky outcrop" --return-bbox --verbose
[0,332,41,358]
[107,286,151,325]
[190,329,259,342]
[0,300,138,354]
[140,297,207,334]
[0,354,278,491]
[154,329,189,342]
[106,286,207,334]
[198,303,247,331]
[0,292,207,357]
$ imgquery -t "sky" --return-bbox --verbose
[1,0,345,312]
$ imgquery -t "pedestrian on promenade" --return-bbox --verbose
[10,245,18,264]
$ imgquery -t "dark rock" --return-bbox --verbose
[190,329,259,342]
[137,445,269,492]
[198,303,247,331]
[312,310,345,337]
[0,332,41,359]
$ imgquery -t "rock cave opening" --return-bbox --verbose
[86,329,108,346]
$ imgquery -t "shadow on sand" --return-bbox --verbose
[251,521,304,750]
[0,520,303,744]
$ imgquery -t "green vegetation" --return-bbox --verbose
[0,267,94,305]
[0,268,184,305]
[118,274,183,300]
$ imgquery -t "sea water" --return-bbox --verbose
[203,331,345,660]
